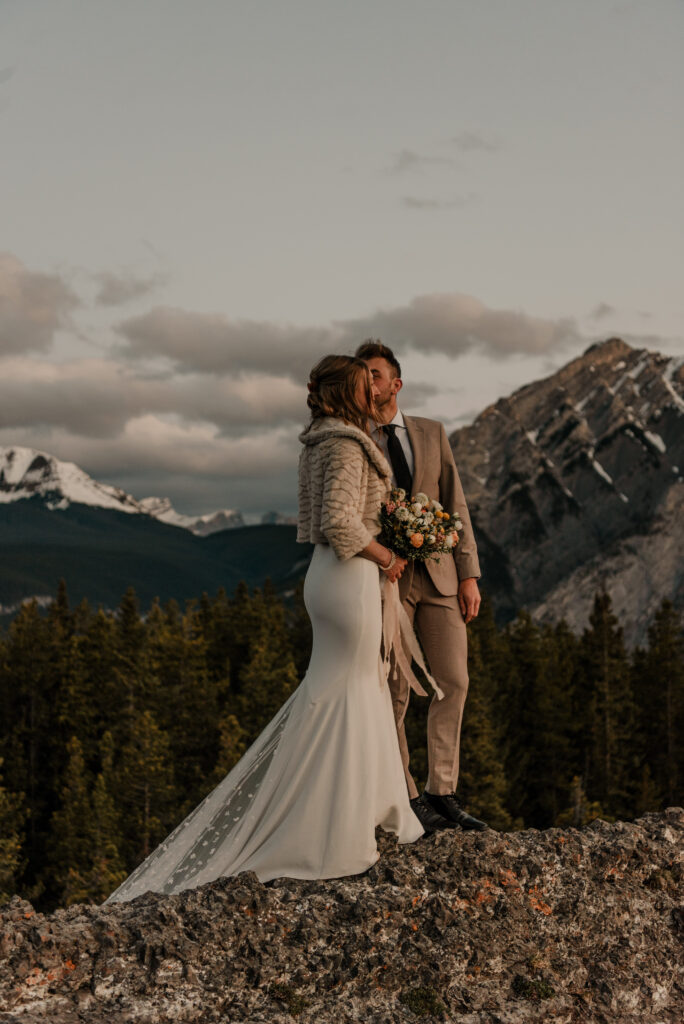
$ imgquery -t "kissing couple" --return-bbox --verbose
[105,341,487,904]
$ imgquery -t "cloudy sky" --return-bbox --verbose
[1,0,682,516]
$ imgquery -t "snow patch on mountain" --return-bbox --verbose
[0,446,142,513]
[0,446,244,535]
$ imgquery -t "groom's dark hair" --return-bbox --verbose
[355,339,402,379]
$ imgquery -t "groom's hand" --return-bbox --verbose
[458,577,481,623]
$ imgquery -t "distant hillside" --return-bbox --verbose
[450,337,684,644]
[0,498,312,622]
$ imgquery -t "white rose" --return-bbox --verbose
[445,533,455,548]
[395,507,409,521]
[427,534,436,544]
[423,511,434,524]
[411,502,423,516]
[395,488,406,501]
[414,492,429,507]
[431,500,443,512]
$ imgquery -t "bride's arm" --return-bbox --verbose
[318,436,406,581]
[358,538,406,583]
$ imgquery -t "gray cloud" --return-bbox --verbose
[0,421,300,515]
[115,306,334,380]
[0,359,307,439]
[387,148,458,174]
[93,269,168,306]
[589,302,615,320]
[395,381,441,406]
[115,292,577,380]
[402,194,476,210]
[450,131,499,153]
[0,253,80,356]
[338,293,579,360]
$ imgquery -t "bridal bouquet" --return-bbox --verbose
[378,488,463,563]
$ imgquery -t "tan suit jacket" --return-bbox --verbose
[401,415,480,597]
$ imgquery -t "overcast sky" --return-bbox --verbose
[1,0,682,515]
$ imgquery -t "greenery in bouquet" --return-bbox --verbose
[378,488,463,562]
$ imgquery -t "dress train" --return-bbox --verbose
[104,545,422,903]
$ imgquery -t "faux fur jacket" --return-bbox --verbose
[297,417,391,561]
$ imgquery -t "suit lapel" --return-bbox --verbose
[403,415,425,495]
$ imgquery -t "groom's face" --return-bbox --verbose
[364,357,402,410]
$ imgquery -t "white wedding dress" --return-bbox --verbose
[104,544,423,903]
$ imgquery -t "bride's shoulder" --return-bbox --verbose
[298,419,389,477]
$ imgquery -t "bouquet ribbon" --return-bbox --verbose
[380,576,444,700]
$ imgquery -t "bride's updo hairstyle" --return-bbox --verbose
[306,354,374,434]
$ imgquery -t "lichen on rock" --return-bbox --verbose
[1,809,683,1023]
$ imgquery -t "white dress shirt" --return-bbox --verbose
[370,408,415,488]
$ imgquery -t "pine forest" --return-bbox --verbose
[0,579,682,912]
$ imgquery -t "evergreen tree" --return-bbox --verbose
[148,600,225,814]
[489,612,577,828]
[457,632,512,830]
[201,587,233,688]
[117,710,176,864]
[0,600,60,895]
[48,578,74,639]
[639,599,684,807]
[634,763,662,816]
[49,736,93,906]
[236,630,299,744]
[114,587,155,727]
[577,592,635,819]
[210,713,247,785]
[0,757,27,905]
[88,731,126,901]
[555,774,604,828]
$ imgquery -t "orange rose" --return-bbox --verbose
[410,533,424,548]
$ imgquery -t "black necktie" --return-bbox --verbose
[383,424,413,495]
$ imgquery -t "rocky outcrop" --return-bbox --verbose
[449,338,684,643]
[1,810,683,1023]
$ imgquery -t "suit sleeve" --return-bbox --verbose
[438,423,481,580]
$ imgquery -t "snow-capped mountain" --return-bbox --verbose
[0,447,243,535]
[449,337,684,644]
[138,496,244,534]
[0,447,143,514]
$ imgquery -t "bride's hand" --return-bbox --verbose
[382,553,407,584]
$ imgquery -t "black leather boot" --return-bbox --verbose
[422,791,490,831]
[410,793,462,835]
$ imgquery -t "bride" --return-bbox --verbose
[104,355,425,903]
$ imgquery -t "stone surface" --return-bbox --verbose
[1,810,683,1023]
[449,337,684,644]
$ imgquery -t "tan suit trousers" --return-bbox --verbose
[392,562,469,800]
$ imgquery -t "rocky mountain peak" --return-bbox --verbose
[0,446,142,514]
[450,338,684,641]
[0,447,244,535]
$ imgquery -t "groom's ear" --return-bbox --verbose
[392,376,403,395]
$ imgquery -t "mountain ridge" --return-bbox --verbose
[449,337,684,643]
[0,446,243,535]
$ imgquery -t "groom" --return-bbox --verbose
[357,340,489,835]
